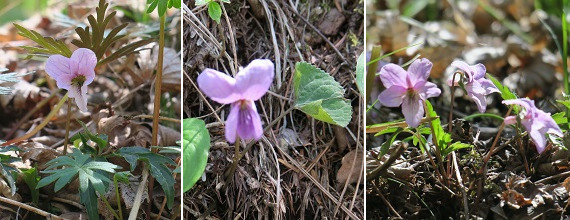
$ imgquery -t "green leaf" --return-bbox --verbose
[115,147,176,208]
[20,168,40,205]
[114,171,131,184]
[425,100,451,154]
[195,0,211,6]
[183,118,210,192]
[208,2,222,23]
[487,73,520,113]
[13,23,72,57]
[72,0,153,65]
[170,0,181,8]
[558,100,570,110]
[379,128,403,157]
[36,149,119,218]
[355,51,365,95]
[442,142,473,157]
[293,62,352,127]
[402,0,429,17]
[80,183,99,220]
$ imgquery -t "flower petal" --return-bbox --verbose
[402,94,424,128]
[378,86,406,107]
[419,82,441,99]
[465,79,486,96]
[236,101,263,141]
[504,116,517,125]
[224,103,240,143]
[235,59,274,101]
[468,92,488,113]
[477,78,500,94]
[45,55,73,90]
[529,121,547,153]
[379,64,408,88]
[407,58,432,83]
[470,63,487,79]
[197,68,240,104]
[502,98,534,113]
[68,84,89,112]
[70,48,97,85]
[451,60,474,82]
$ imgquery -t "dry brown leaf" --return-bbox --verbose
[336,149,363,185]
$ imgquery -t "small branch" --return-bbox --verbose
[0,196,63,219]
[132,115,181,123]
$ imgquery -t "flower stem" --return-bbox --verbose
[100,195,120,220]
[63,98,71,155]
[114,176,123,220]
[2,93,69,146]
[149,12,166,218]
[446,71,462,178]
[151,11,166,149]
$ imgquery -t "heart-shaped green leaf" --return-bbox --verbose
[183,118,211,192]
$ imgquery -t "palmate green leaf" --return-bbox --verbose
[72,0,153,66]
[13,24,72,57]
[182,118,210,192]
[36,149,119,219]
[116,147,177,208]
[487,73,520,113]
[0,146,21,196]
[293,62,352,127]
[208,2,222,23]
[355,51,365,95]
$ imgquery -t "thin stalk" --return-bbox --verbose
[3,93,69,146]
[562,3,569,122]
[366,45,383,102]
[101,195,120,220]
[151,12,166,150]
[148,13,166,220]
[446,72,462,177]
[63,98,71,155]
[114,177,123,220]
[479,105,513,173]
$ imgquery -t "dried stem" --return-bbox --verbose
[63,98,71,155]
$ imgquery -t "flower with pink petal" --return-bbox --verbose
[45,48,97,112]
[377,58,441,128]
[197,59,274,143]
[502,98,563,154]
[448,60,500,113]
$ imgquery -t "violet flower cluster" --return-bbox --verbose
[197,59,274,143]
[503,98,563,153]
[448,60,500,113]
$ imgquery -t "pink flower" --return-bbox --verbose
[448,61,500,113]
[378,58,441,128]
[197,59,274,143]
[45,48,97,112]
[503,98,563,153]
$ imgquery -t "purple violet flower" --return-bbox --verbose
[197,59,274,143]
[377,58,441,128]
[502,98,563,154]
[448,60,500,113]
[45,48,97,112]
